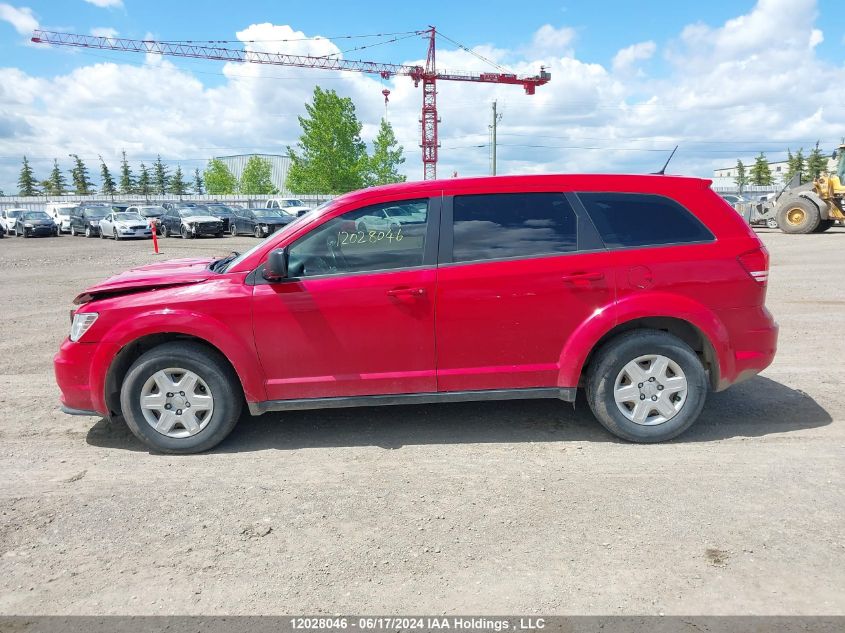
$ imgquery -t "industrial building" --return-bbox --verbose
[712,156,838,188]
[213,154,291,193]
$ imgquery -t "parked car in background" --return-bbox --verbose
[45,202,79,233]
[69,205,110,237]
[204,204,236,232]
[159,206,225,239]
[355,203,428,233]
[265,197,311,217]
[99,211,154,240]
[230,207,293,237]
[54,174,777,453]
[127,205,166,234]
[720,194,748,205]
[108,202,133,213]
[14,210,59,237]
[162,202,196,212]
[1,208,28,235]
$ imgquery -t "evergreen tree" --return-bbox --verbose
[784,148,805,185]
[203,159,237,194]
[45,159,68,195]
[733,159,748,193]
[99,155,116,197]
[286,87,368,194]
[119,150,135,194]
[169,166,189,196]
[17,155,37,196]
[749,152,773,186]
[366,118,406,186]
[152,154,170,195]
[239,156,278,194]
[69,154,94,194]
[193,168,204,194]
[137,163,152,197]
[806,141,827,179]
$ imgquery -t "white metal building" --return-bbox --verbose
[712,156,837,188]
[214,154,291,193]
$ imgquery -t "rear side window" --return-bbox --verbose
[578,193,713,248]
[452,193,577,263]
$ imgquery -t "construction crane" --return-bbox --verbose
[31,27,551,180]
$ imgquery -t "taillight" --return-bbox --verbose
[737,247,769,284]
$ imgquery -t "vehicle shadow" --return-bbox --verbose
[85,375,831,453]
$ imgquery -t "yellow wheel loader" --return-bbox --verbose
[753,144,845,234]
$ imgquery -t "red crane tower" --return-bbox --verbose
[31,27,550,180]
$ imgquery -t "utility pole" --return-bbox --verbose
[490,100,503,175]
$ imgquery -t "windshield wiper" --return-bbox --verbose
[209,251,240,273]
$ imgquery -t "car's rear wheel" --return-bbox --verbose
[586,329,708,443]
[119,342,242,454]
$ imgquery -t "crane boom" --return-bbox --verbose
[31,27,551,180]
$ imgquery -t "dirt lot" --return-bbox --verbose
[0,227,843,615]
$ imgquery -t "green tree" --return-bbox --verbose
[69,154,94,194]
[239,156,278,194]
[17,155,37,196]
[749,152,773,186]
[137,163,152,197]
[193,168,204,194]
[169,166,189,196]
[45,159,68,195]
[119,150,135,194]
[784,148,805,185]
[99,155,116,197]
[365,118,406,186]
[203,158,237,194]
[286,87,368,194]
[152,154,170,195]
[806,141,827,179]
[733,159,748,193]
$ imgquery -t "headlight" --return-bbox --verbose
[70,312,98,342]
[261,225,269,233]
[24,223,33,228]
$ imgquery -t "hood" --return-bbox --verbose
[26,218,54,225]
[181,214,221,223]
[74,257,214,305]
[112,218,148,227]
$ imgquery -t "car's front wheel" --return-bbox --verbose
[254,225,262,238]
[586,329,708,443]
[85,226,93,238]
[180,225,190,239]
[119,342,243,454]
[230,224,238,237]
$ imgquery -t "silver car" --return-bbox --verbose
[99,211,153,240]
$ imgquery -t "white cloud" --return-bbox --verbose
[612,41,656,72]
[90,26,118,38]
[83,0,123,8]
[0,3,37,35]
[1,0,843,191]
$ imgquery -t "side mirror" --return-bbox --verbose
[264,248,288,281]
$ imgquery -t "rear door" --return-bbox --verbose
[435,191,615,392]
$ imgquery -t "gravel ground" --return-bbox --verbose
[0,227,843,615]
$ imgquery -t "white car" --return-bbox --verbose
[99,211,153,240]
[355,205,426,232]
[1,208,28,235]
[265,198,311,217]
[45,202,79,233]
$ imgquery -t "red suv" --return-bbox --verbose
[55,175,777,453]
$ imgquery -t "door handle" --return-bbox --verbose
[387,287,426,297]
[561,271,605,282]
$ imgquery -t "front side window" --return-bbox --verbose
[451,192,578,263]
[287,199,429,277]
[578,193,714,249]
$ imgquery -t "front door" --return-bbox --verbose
[435,191,616,392]
[252,196,440,401]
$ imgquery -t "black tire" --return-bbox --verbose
[586,329,708,443]
[85,226,93,238]
[765,217,778,229]
[70,225,77,236]
[119,342,243,454]
[163,224,170,238]
[230,224,238,237]
[254,225,262,238]
[216,231,224,238]
[181,225,190,239]
[814,219,835,233]
[776,198,820,234]
[113,228,120,241]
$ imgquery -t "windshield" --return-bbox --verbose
[206,206,233,216]
[114,212,145,222]
[177,208,205,217]
[219,201,333,273]
[280,199,305,208]
[54,206,76,217]
[23,211,50,220]
[253,209,286,219]
[83,209,107,219]
[6,210,24,218]
[138,206,164,216]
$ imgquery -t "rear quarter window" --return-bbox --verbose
[578,192,714,249]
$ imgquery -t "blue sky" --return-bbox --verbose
[1,0,844,190]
